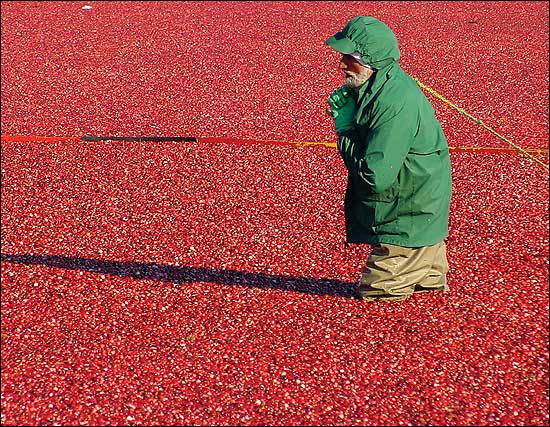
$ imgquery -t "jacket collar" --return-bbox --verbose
[357,61,399,107]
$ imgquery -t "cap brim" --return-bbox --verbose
[325,33,356,54]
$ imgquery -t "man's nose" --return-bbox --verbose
[339,58,347,70]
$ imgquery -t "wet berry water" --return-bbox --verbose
[1,2,548,425]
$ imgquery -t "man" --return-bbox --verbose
[325,16,452,302]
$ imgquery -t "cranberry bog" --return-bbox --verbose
[1,2,548,426]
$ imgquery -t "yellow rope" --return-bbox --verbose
[3,134,548,162]
[251,137,548,155]
[447,146,548,154]
[413,79,549,170]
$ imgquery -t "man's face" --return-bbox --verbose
[339,54,374,89]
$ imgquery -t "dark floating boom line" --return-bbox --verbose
[81,135,198,142]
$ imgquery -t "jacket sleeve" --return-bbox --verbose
[337,101,417,194]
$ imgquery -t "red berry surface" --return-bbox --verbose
[1,2,548,426]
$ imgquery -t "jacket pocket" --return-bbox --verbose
[409,148,442,156]
[362,181,399,202]
[360,180,401,232]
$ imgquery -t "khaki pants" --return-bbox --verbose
[357,241,449,301]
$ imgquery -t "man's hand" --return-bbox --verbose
[327,86,357,134]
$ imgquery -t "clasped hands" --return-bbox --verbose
[327,85,357,134]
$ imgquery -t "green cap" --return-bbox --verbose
[325,16,400,70]
[325,31,356,55]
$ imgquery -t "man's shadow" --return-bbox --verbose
[1,253,357,298]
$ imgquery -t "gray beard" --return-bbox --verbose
[345,69,372,90]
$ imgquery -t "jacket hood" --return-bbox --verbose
[325,16,400,70]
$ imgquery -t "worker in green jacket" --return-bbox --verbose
[325,16,452,301]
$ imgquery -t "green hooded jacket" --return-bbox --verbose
[326,17,452,247]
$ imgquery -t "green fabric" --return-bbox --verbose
[325,16,400,70]
[327,86,356,133]
[337,62,452,247]
[326,17,451,247]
